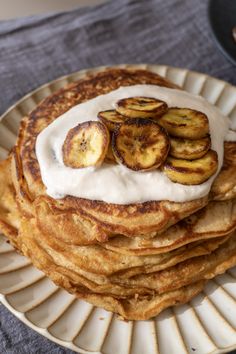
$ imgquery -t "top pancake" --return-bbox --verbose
[13,68,236,240]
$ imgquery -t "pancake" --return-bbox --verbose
[76,281,206,321]
[12,68,213,241]
[15,217,236,319]
[104,199,236,255]
[0,158,19,246]
[19,214,236,293]
[211,141,236,200]
[20,215,229,280]
[10,68,235,243]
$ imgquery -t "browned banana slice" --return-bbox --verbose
[98,110,125,131]
[158,108,209,139]
[163,150,218,185]
[62,121,109,168]
[170,136,211,160]
[116,96,168,119]
[112,119,170,171]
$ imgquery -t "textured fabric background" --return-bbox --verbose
[0,0,235,353]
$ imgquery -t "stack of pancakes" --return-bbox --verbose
[0,68,236,320]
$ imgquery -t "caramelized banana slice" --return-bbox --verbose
[62,121,109,168]
[116,96,168,119]
[158,108,209,139]
[170,136,211,160]
[98,110,125,131]
[112,119,170,171]
[163,150,218,185]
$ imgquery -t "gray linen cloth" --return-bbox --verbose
[0,0,235,353]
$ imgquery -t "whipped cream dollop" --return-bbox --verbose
[36,85,231,204]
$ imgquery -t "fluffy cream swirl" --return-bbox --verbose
[36,85,230,204]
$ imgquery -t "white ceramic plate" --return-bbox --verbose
[0,64,236,354]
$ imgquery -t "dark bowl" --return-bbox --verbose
[208,0,236,65]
